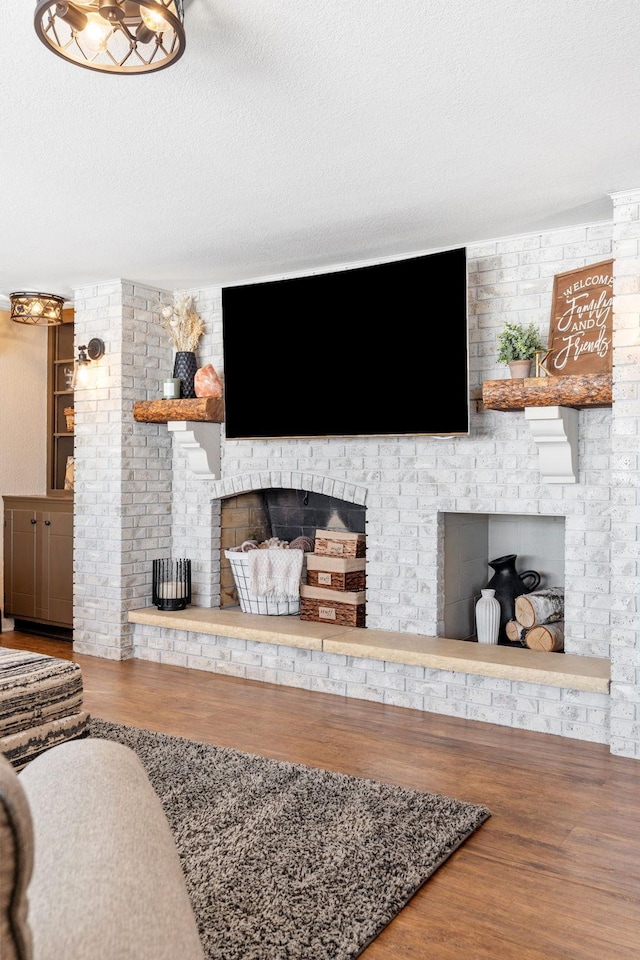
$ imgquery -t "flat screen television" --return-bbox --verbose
[221,246,469,439]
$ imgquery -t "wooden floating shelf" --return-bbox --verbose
[133,398,225,423]
[482,373,612,411]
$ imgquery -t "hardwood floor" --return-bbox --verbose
[5,629,639,959]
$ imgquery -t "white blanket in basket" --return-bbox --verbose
[248,548,303,600]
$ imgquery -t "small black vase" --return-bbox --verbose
[172,351,198,399]
[486,554,541,645]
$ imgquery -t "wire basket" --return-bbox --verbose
[224,550,301,616]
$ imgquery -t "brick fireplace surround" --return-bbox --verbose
[71,189,640,760]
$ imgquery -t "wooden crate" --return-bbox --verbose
[305,555,366,592]
[299,585,365,626]
[314,529,366,558]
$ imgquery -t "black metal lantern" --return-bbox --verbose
[152,558,191,611]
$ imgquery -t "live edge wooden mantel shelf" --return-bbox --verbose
[133,398,225,478]
[482,373,612,411]
[482,373,612,484]
[133,398,225,423]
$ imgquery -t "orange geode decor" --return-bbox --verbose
[194,363,223,398]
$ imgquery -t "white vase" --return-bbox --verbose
[475,589,500,644]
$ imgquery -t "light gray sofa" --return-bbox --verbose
[0,736,204,960]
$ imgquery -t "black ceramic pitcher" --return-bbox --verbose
[486,554,540,644]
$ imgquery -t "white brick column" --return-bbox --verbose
[72,280,173,659]
[609,191,640,758]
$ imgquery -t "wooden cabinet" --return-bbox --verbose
[3,496,73,630]
[48,312,75,494]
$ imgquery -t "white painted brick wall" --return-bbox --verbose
[130,625,610,744]
[190,224,620,649]
[608,190,640,758]
[74,206,640,757]
[73,280,174,659]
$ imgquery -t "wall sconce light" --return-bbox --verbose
[10,291,65,325]
[72,337,105,389]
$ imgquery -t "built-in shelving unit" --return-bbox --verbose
[47,310,75,495]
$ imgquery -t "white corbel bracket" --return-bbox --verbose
[524,405,578,484]
[167,421,221,479]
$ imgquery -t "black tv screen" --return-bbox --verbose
[221,246,469,439]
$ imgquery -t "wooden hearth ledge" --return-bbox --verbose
[128,606,610,694]
[482,373,612,411]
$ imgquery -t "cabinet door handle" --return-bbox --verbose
[44,520,51,526]
[31,518,37,524]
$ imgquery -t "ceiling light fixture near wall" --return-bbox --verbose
[34,1,185,74]
[10,291,65,325]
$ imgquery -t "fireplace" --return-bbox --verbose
[220,489,366,607]
[73,205,640,754]
[220,496,566,650]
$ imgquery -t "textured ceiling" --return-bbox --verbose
[1,1,640,301]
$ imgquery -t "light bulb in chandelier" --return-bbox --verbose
[139,2,171,33]
[77,12,113,55]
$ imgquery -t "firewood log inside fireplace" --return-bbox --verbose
[514,587,564,629]
[505,620,528,645]
[525,621,565,652]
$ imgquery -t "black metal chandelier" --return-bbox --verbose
[34,1,185,74]
[10,291,66,325]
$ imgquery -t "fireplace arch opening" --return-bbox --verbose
[221,488,365,607]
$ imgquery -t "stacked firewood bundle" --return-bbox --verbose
[505,587,565,652]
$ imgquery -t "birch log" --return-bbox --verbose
[525,621,565,652]
[514,588,565,628]
[505,620,528,645]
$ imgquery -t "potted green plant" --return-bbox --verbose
[496,321,544,378]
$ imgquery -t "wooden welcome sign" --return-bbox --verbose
[546,259,613,376]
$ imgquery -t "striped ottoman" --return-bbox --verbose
[0,647,89,770]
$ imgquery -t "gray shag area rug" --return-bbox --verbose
[89,718,490,960]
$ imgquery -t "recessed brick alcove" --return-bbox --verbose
[444,512,565,644]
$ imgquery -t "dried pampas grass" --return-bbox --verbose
[157,293,205,351]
